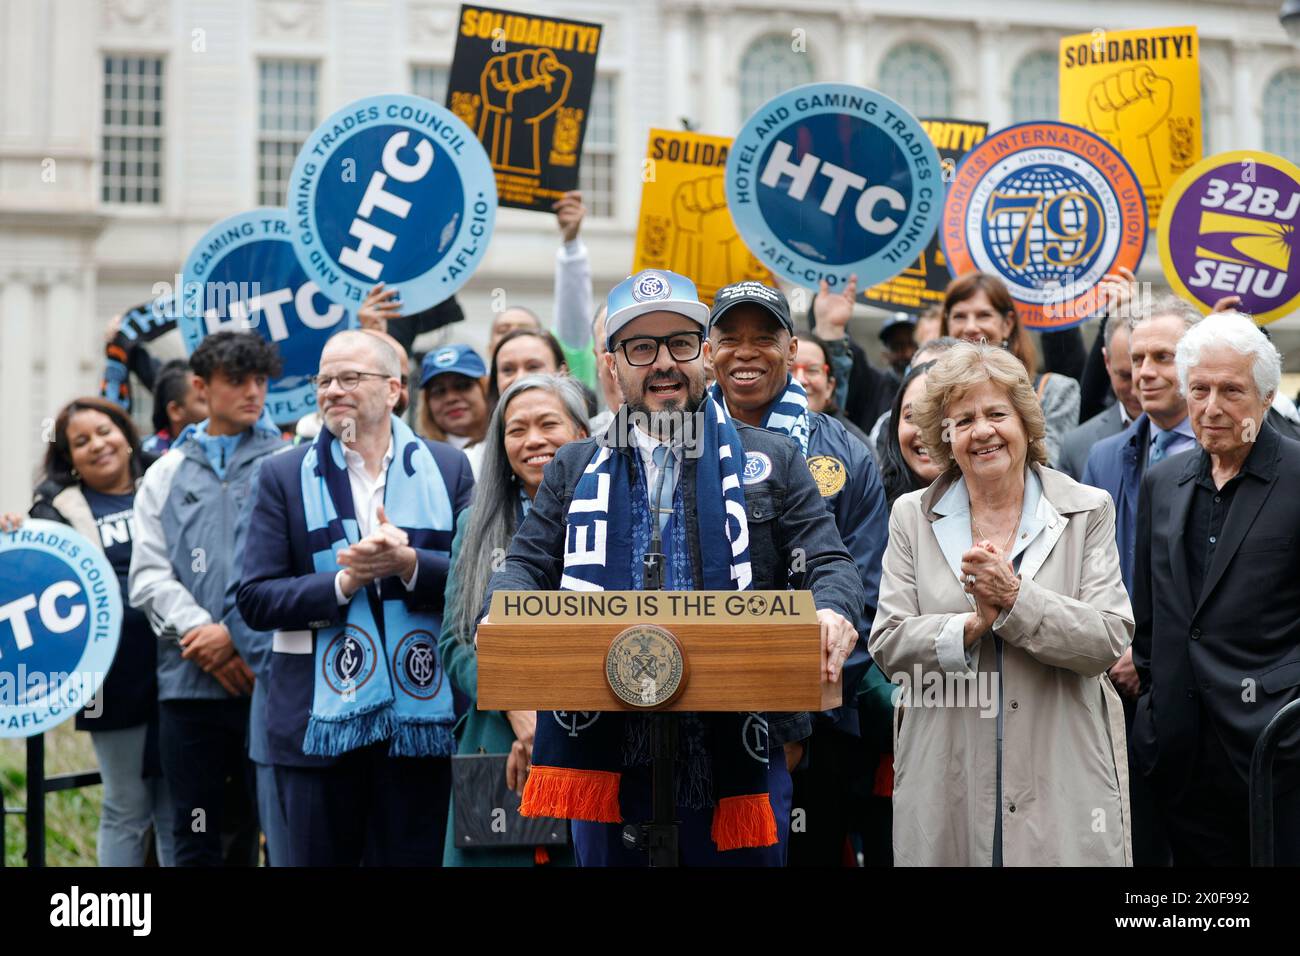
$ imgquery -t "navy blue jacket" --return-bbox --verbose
[236,436,474,767]
[804,412,889,735]
[480,410,865,747]
[1081,413,1155,594]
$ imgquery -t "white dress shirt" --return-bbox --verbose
[333,435,418,604]
[629,425,681,515]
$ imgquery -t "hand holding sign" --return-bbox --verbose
[814,275,858,338]
[358,283,402,332]
[553,189,585,242]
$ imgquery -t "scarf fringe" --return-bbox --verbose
[621,717,713,811]
[303,704,395,757]
[388,720,456,758]
[519,765,622,823]
[711,793,778,851]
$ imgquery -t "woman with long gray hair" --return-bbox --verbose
[438,373,589,866]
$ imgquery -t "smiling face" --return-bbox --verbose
[66,409,133,494]
[793,338,835,414]
[946,289,1015,347]
[503,388,587,498]
[495,335,559,397]
[1185,344,1271,460]
[946,379,1029,483]
[1129,314,1189,429]
[708,305,797,427]
[606,311,708,417]
[317,336,399,439]
[897,373,942,482]
[425,373,489,439]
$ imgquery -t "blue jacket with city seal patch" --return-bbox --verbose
[803,411,889,735]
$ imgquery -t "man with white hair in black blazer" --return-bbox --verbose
[1132,311,1300,865]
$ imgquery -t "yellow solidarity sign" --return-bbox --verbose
[1059,25,1202,225]
[633,128,772,306]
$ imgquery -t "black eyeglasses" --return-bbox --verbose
[310,370,392,392]
[616,331,704,367]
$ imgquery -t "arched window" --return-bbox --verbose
[878,42,952,117]
[1263,68,1300,164]
[738,34,816,123]
[1010,51,1058,123]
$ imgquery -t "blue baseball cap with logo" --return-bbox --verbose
[418,343,486,389]
[604,269,710,348]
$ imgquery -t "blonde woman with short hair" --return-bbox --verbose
[869,342,1134,866]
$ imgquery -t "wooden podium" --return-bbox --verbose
[476,588,838,866]
[476,589,839,713]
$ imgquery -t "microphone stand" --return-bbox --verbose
[623,447,679,866]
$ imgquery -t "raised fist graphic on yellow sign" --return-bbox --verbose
[634,129,772,306]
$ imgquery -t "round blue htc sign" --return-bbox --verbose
[726,83,942,291]
[287,94,497,315]
[180,208,353,426]
[0,521,122,738]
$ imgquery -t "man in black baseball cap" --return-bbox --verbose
[707,279,890,867]
[878,312,917,379]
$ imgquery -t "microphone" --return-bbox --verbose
[642,443,673,592]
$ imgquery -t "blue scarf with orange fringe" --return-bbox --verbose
[518,400,778,851]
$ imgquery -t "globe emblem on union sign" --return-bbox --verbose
[980,164,1105,293]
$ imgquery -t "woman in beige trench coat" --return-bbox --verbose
[869,343,1134,866]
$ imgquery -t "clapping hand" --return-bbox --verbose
[336,505,416,595]
[960,540,1020,646]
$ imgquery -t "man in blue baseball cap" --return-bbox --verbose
[708,279,889,866]
[481,268,863,867]
[416,344,490,476]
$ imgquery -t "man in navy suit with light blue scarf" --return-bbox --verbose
[238,330,473,866]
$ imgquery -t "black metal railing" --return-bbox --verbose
[0,735,101,867]
[1249,697,1300,866]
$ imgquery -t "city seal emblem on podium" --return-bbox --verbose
[605,624,687,708]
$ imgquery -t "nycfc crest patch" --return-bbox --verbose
[742,451,772,485]
[632,271,672,301]
[392,629,443,700]
[807,455,847,497]
[322,624,378,696]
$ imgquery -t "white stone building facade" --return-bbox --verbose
[1,0,1299,506]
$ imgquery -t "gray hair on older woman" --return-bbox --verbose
[909,341,1048,473]
[447,373,590,645]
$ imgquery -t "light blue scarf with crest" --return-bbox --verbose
[299,415,457,758]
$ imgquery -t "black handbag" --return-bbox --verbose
[450,753,569,849]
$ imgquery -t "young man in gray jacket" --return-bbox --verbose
[128,331,286,866]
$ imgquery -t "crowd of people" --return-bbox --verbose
[6,189,1299,868]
